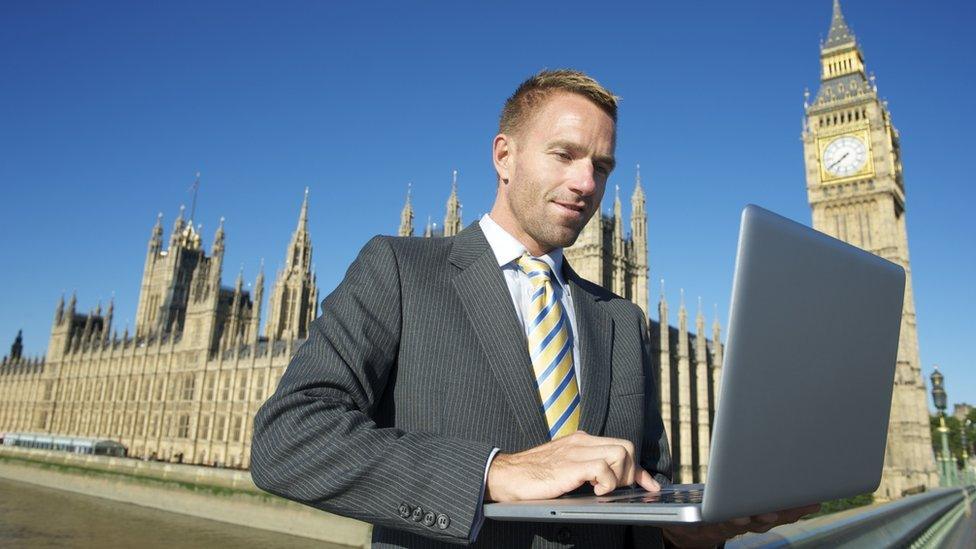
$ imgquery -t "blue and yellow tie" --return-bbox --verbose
[516,254,580,440]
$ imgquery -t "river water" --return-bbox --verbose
[0,477,350,548]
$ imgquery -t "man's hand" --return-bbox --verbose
[485,431,660,502]
[662,503,821,548]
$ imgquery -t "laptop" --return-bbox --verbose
[484,204,905,525]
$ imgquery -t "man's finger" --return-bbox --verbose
[581,459,620,496]
[635,468,660,492]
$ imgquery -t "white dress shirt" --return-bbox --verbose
[478,214,583,392]
[470,213,585,540]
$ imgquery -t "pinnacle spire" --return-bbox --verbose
[444,170,462,236]
[824,0,856,50]
[399,183,415,237]
[212,216,226,252]
[633,164,645,200]
[298,186,310,230]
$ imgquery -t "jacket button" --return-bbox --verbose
[436,513,451,530]
[557,527,572,544]
[411,506,424,522]
[397,503,411,519]
[423,511,436,527]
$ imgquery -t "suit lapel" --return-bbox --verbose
[450,224,551,446]
[565,264,613,436]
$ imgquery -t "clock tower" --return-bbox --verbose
[802,0,938,500]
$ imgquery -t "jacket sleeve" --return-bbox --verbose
[250,236,496,545]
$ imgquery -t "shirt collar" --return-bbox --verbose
[478,214,566,287]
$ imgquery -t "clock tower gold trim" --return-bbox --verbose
[817,128,875,184]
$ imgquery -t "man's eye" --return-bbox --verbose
[554,151,572,160]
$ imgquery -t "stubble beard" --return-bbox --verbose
[507,185,591,254]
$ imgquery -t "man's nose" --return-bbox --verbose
[567,162,598,196]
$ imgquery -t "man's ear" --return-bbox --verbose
[493,133,513,184]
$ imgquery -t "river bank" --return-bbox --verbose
[0,446,371,548]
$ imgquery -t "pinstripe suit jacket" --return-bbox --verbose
[251,223,672,548]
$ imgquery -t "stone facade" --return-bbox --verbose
[0,191,318,469]
[801,0,938,500]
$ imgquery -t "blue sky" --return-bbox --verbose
[1,1,973,408]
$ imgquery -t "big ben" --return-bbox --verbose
[802,1,938,500]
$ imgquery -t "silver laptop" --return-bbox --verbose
[484,204,905,525]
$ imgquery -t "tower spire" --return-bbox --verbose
[265,188,317,341]
[824,0,856,50]
[444,170,462,237]
[298,186,310,231]
[399,183,414,237]
[170,205,186,247]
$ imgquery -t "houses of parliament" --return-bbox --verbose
[0,1,937,499]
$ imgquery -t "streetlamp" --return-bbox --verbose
[930,366,956,487]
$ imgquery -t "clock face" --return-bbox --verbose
[822,135,868,178]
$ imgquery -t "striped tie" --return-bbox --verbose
[516,254,580,440]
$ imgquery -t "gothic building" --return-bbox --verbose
[0,191,318,468]
[801,0,938,499]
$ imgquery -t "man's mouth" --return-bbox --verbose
[553,201,586,213]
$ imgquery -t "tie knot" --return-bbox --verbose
[516,254,554,287]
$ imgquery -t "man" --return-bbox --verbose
[251,70,816,548]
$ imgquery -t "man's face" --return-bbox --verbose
[491,92,616,255]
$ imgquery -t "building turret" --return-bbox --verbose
[82,308,94,340]
[46,291,76,359]
[9,330,23,361]
[149,212,164,255]
[54,293,65,326]
[695,297,710,482]
[677,289,693,483]
[443,170,462,237]
[212,216,226,260]
[266,189,318,341]
[103,297,114,342]
[611,185,625,295]
[630,165,649,317]
[250,260,265,344]
[222,266,245,351]
[711,306,723,412]
[169,205,187,248]
[399,184,414,237]
[657,279,672,436]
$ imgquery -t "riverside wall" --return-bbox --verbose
[0,446,371,548]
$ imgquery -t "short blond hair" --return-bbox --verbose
[499,69,619,136]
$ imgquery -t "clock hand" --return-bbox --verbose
[828,152,850,170]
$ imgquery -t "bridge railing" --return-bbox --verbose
[729,485,975,548]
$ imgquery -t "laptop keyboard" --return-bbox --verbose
[596,488,704,504]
